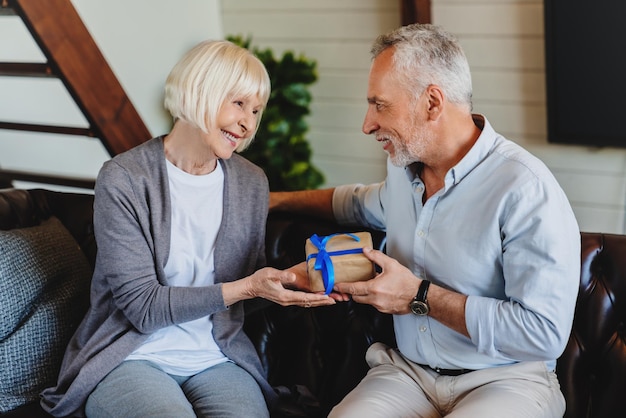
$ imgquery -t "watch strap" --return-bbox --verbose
[416,279,431,303]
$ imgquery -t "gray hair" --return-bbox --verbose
[371,24,473,111]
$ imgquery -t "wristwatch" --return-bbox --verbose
[409,279,431,316]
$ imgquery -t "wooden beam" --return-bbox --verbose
[0,121,94,136]
[10,0,151,155]
[0,168,95,190]
[0,62,55,77]
[401,0,431,25]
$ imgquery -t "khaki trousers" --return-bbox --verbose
[329,342,565,418]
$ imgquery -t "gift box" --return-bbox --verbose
[305,232,376,294]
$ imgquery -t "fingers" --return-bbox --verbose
[283,262,310,291]
[261,265,347,307]
[327,291,351,302]
[273,286,336,307]
[290,291,335,308]
[334,280,367,296]
[362,246,387,266]
[299,296,331,308]
[277,270,297,284]
[287,261,308,274]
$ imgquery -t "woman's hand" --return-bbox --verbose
[285,261,351,302]
[222,266,336,308]
[283,262,311,290]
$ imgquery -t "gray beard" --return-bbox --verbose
[388,140,422,167]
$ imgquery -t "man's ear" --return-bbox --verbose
[426,85,444,120]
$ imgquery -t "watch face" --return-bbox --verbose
[410,300,429,316]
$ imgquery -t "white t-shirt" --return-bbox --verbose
[126,159,229,375]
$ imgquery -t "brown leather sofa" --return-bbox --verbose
[1,188,625,418]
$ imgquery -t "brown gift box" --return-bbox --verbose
[305,232,376,293]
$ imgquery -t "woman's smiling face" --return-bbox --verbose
[206,95,264,160]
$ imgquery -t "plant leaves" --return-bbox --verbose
[227,34,325,191]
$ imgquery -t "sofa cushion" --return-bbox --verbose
[0,217,91,413]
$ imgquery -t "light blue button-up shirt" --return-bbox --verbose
[332,115,580,371]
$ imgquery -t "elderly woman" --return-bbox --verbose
[41,40,334,418]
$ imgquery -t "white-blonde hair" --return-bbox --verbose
[164,40,271,151]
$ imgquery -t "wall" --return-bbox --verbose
[2,0,623,233]
[224,0,626,234]
[432,0,626,234]
[0,0,222,188]
[222,0,399,187]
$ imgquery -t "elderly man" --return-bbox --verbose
[271,23,579,417]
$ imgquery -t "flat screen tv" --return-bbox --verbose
[544,0,626,148]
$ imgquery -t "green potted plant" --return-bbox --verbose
[227,35,324,191]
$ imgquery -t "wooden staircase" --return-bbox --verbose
[0,0,151,189]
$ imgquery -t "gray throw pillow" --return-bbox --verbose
[0,216,91,412]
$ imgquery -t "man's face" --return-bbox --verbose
[362,48,435,167]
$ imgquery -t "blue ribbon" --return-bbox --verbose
[306,233,364,295]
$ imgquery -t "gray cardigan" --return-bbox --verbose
[41,137,275,417]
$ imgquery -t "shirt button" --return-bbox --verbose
[420,326,427,332]
[415,185,424,193]
[417,230,424,237]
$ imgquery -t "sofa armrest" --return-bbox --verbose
[558,233,626,418]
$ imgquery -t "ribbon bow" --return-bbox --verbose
[306,233,364,295]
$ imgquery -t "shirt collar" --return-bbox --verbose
[448,114,497,186]
[402,114,498,187]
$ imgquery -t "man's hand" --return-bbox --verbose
[335,247,470,337]
[334,247,419,314]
